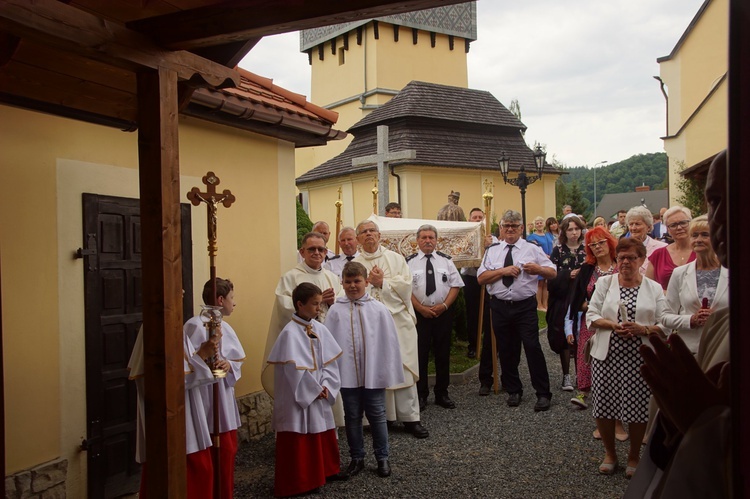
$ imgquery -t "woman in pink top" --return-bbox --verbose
[646,206,695,290]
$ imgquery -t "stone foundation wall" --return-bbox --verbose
[5,458,67,499]
[236,390,273,442]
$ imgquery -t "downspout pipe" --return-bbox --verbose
[653,76,668,135]
[390,165,402,206]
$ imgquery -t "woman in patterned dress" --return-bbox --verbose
[586,238,667,477]
[547,216,587,391]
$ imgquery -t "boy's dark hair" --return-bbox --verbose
[342,261,368,280]
[292,282,323,311]
[202,278,233,305]
[385,202,401,212]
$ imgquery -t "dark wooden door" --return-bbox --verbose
[82,194,193,499]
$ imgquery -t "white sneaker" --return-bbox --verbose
[562,374,574,392]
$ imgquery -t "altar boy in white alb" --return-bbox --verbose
[267,282,344,497]
[128,324,218,499]
[325,261,404,478]
[184,278,245,499]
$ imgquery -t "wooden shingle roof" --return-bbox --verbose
[297,81,557,185]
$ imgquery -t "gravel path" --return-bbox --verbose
[235,332,634,498]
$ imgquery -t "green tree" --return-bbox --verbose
[675,160,707,215]
[296,199,313,248]
[567,181,589,218]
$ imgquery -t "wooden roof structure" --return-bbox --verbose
[297,81,559,185]
[1,1,750,496]
[0,1,472,496]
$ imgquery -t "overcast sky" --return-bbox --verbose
[240,0,705,168]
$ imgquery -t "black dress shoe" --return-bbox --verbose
[478,384,491,396]
[346,458,365,476]
[467,348,476,359]
[418,396,427,411]
[376,459,392,477]
[326,471,349,482]
[404,421,429,438]
[534,396,551,412]
[507,393,522,407]
[435,395,456,409]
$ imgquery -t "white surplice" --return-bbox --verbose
[184,316,246,432]
[127,326,215,463]
[324,293,404,389]
[267,315,343,434]
[261,262,342,397]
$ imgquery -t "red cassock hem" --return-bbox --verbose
[274,429,340,497]
[139,448,213,499]
[217,430,238,499]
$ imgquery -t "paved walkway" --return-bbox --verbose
[234,332,634,498]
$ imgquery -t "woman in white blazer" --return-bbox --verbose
[661,216,728,356]
[586,238,667,478]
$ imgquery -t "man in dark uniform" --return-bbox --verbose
[407,224,464,410]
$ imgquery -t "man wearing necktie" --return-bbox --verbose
[478,210,557,411]
[407,224,464,410]
[325,227,360,280]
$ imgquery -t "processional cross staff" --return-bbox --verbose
[477,179,500,394]
[187,171,236,499]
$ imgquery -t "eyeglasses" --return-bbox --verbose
[617,255,639,262]
[588,241,607,248]
[306,247,328,253]
[503,224,521,230]
[691,231,711,238]
[667,220,690,230]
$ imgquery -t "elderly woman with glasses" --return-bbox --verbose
[645,206,695,290]
[586,238,667,478]
[624,206,667,275]
[659,215,729,356]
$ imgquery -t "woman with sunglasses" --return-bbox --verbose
[645,206,695,290]
[660,215,728,356]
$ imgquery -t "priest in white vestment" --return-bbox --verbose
[353,220,429,438]
[262,232,343,397]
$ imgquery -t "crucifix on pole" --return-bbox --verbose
[351,125,416,216]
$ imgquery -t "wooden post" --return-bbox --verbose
[137,67,186,498]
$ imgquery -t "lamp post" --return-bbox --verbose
[498,145,547,238]
[593,160,607,219]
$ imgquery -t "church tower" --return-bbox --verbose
[296,3,477,177]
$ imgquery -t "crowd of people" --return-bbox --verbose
[257,175,733,496]
[130,156,732,499]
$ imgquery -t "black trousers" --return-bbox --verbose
[462,274,480,352]
[489,295,551,398]
[416,307,454,399]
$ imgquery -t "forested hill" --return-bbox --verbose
[556,152,668,218]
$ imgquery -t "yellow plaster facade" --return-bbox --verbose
[659,0,728,204]
[298,165,559,229]
[296,22,470,178]
[1,105,298,495]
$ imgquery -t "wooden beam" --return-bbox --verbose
[127,0,470,49]
[729,1,750,495]
[0,32,20,67]
[137,67,186,498]
[0,0,239,88]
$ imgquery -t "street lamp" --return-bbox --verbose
[593,160,607,219]
[498,144,546,238]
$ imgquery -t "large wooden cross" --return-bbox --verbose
[351,125,416,216]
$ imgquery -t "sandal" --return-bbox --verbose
[625,465,637,479]
[599,460,618,475]
[615,431,629,442]
[593,429,601,440]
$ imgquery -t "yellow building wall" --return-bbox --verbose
[300,166,560,233]
[297,22,470,179]
[660,0,728,205]
[1,105,297,495]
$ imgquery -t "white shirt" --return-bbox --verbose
[325,251,360,280]
[407,250,464,306]
[478,238,555,301]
